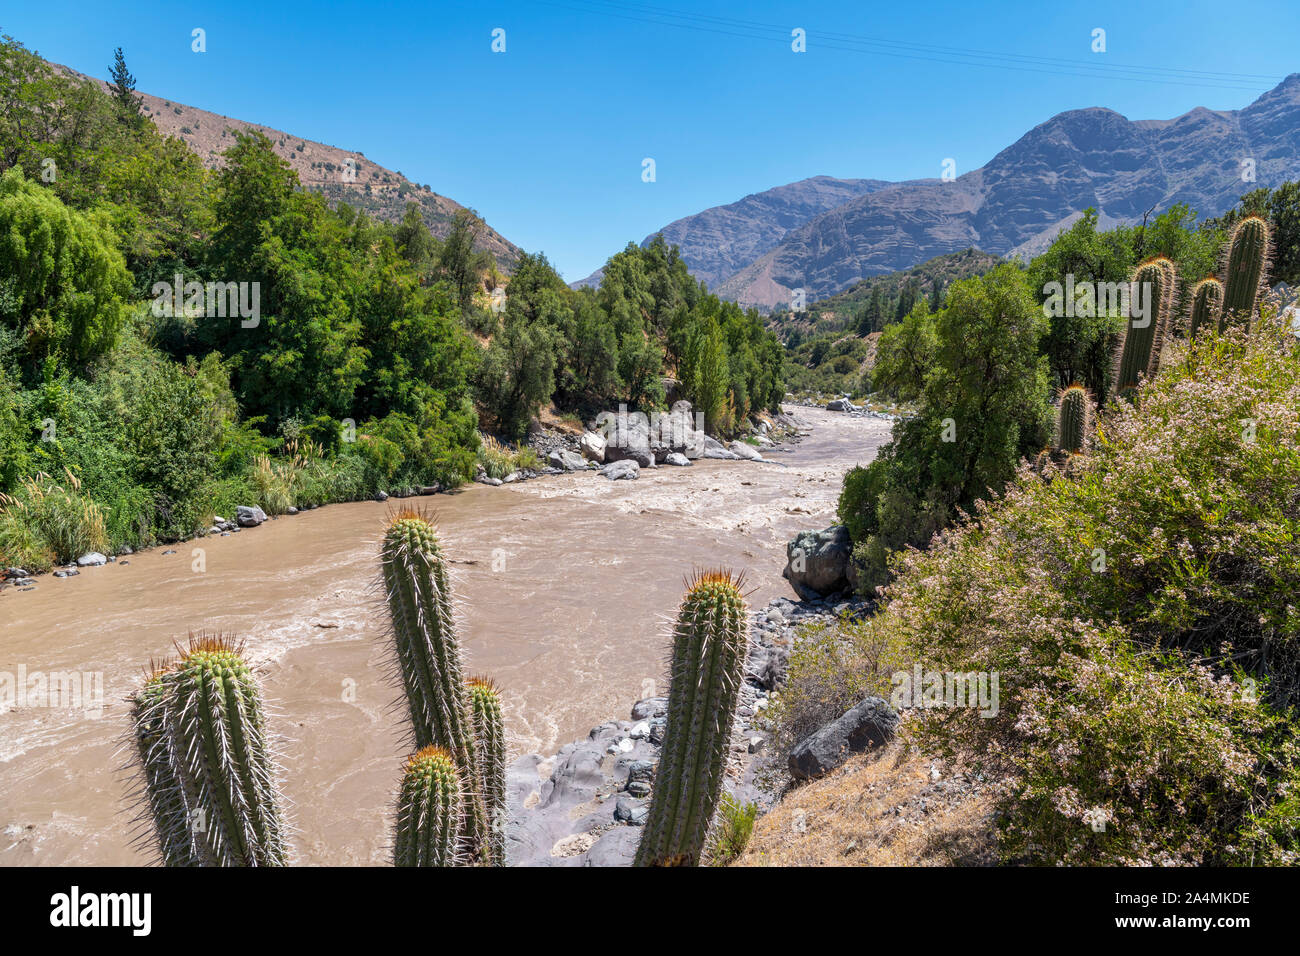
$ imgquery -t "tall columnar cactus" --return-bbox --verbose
[1187,277,1224,340]
[379,511,488,862]
[392,746,463,867]
[635,570,750,867]
[1219,215,1270,330]
[1112,258,1174,400]
[1054,385,1093,455]
[467,677,508,866]
[130,635,288,866]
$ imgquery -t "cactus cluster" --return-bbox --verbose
[128,635,288,866]
[130,517,753,869]
[380,510,503,866]
[635,570,750,867]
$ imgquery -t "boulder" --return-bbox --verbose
[702,436,740,460]
[826,398,856,412]
[783,525,852,598]
[75,552,108,568]
[548,449,580,471]
[727,441,764,462]
[601,412,654,467]
[600,459,640,481]
[788,697,899,780]
[578,430,607,463]
[664,452,691,467]
[656,401,706,459]
[236,505,268,527]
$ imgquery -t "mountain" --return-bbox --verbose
[571,175,889,289]
[59,65,522,268]
[709,76,1300,309]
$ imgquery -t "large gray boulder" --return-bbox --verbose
[578,430,607,463]
[548,449,586,472]
[788,697,899,780]
[655,401,706,460]
[601,459,640,481]
[75,552,108,568]
[826,398,858,412]
[728,440,764,461]
[236,505,268,527]
[702,436,740,460]
[783,525,852,598]
[602,413,653,467]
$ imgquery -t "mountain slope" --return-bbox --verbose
[572,175,888,289]
[60,65,522,268]
[718,75,1300,308]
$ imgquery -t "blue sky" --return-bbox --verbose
[4,1,1297,280]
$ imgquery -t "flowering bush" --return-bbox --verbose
[855,320,1300,864]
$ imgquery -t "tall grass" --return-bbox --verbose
[477,435,541,479]
[0,470,110,571]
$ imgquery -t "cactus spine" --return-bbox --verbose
[379,511,488,862]
[1187,277,1224,340]
[129,669,197,867]
[130,635,287,866]
[1112,258,1175,400]
[1054,385,1092,455]
[467,677,508,866]
[635,570,750,867]
[1219,216,1270,330]
[393,746,463,867]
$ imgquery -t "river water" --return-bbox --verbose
[0,408,890,864]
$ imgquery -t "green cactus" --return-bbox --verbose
[1187,278,1223,340]
[393,746,463,867]
[635,570,750,867]
[1112,258,1174,400]
[129,667,197,867]
[379,511,488,862]
[130,635,288,866]
[1220,216,1270,330]
[1054,385,1092,455]
[467,677,508,866]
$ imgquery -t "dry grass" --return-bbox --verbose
[733,745,999,867]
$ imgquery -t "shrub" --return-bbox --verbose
[708,794,759,866]
[764,613,907,770]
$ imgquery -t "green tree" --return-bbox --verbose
[870,301,936,401]
[107,47,144,128]
[0,168,130,375]
[477,314,558,439]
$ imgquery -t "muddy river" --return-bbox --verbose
[0,408,890,864]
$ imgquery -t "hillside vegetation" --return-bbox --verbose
[0,36,784,570]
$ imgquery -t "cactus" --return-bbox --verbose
[393,746,463,867]
[1054,385,1092,455]
[1220,216,1270,330]
[1112,258,1175,400]
[129,635,288,866]
[467,677,508,866]
[1187,278,1224,340]
[635,570,750,867]
[379,511,488,862]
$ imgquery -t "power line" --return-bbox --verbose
[534,0,1281,92]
